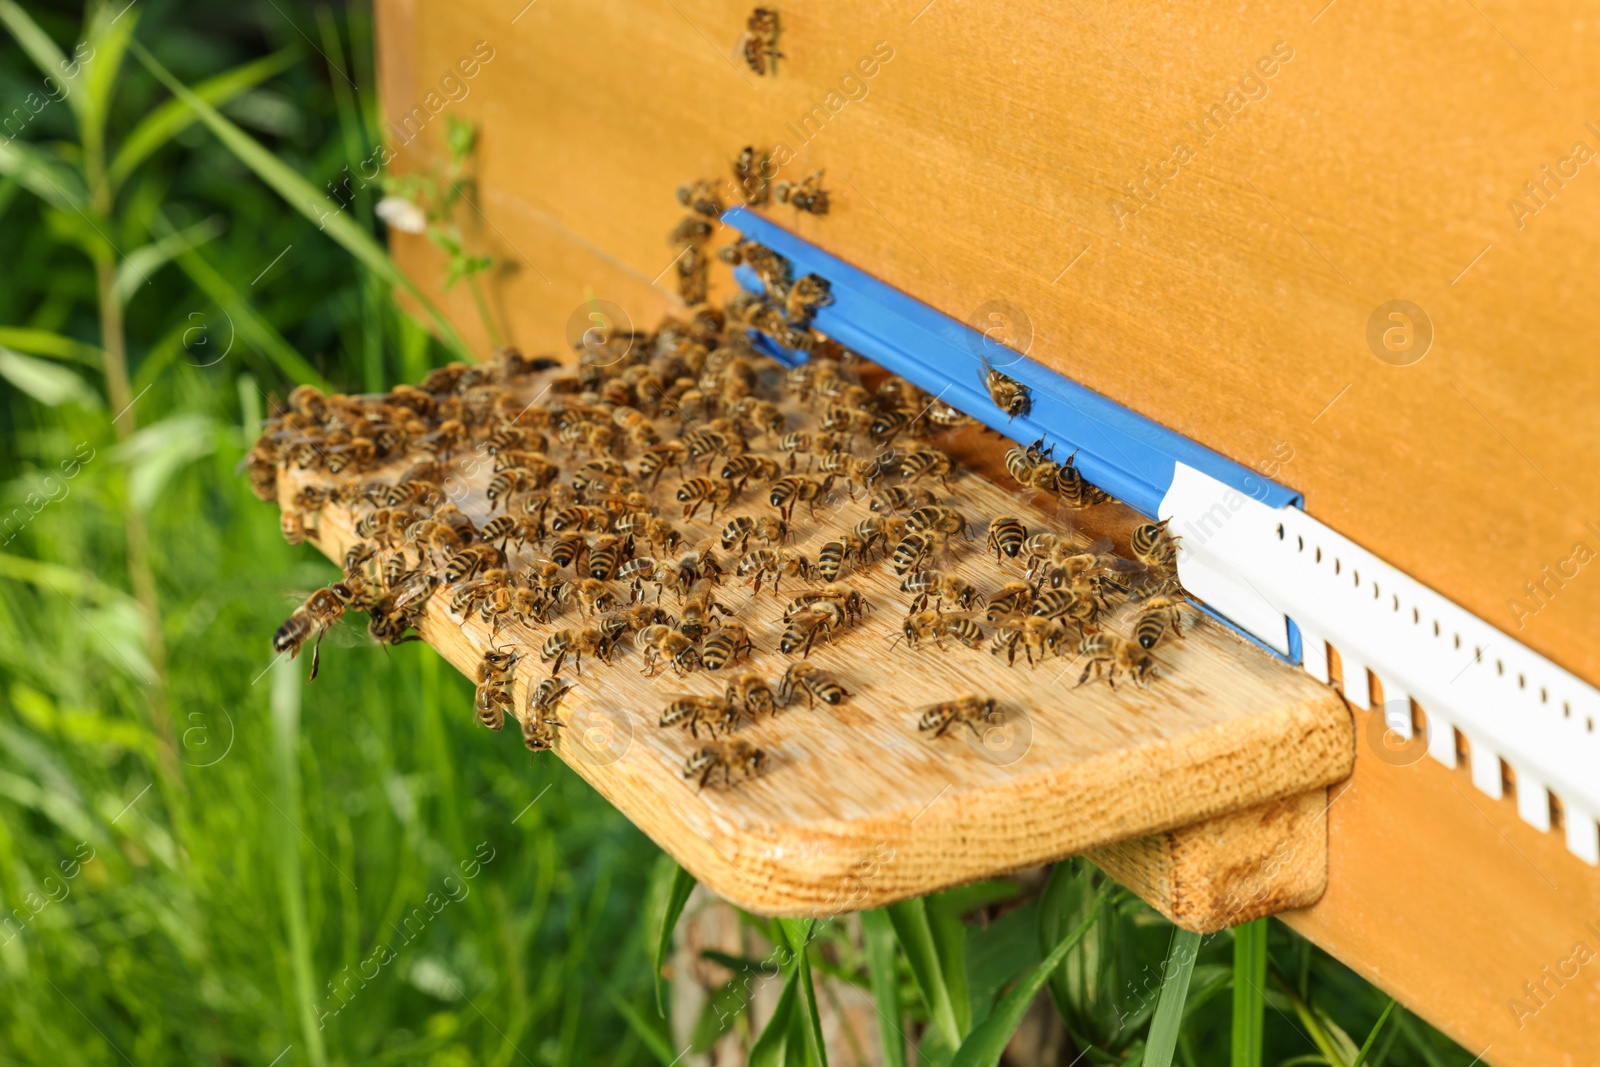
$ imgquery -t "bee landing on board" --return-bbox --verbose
[273,581,363,681]
[683,738,768,791]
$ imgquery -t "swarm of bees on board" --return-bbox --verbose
[254,182,1191,796]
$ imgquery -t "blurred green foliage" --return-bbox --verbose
[0,3,1484,1064]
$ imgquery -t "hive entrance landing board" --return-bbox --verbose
[275,368,1350,915]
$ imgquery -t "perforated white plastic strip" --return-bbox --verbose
[1161,463,1600,865]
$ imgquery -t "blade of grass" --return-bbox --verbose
[777,918,828,1067]
[749,967,800,1067]
[1144,928,1202,1067]
[129,41,474,362]
[927,892,972,1038]
[109,49,297,188]
[860,910,908,1067]
[0,1,78,119]
[653,863,696,1015]
[1350,999,1397,1067]
[948,882,1110,1067]
[77,2,139,166]
[1231,919,1268,1067]
[270,655,329,1067]
[0,137,87,211]
[886,898,962,1049]
[113,215,224,305]
[591,967,679,1067]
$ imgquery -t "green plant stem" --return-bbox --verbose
[88,147,178,785]
[465,271,502,350]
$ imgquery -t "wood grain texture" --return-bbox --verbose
[1089,788,1329,934]
[273,371,1350,918]
[373,0,1600,689]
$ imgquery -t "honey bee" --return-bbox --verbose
[733,145,771,205]
[367,572,436,646]
[521,676,575,752]
[273,582,359,681]
[900,448,955,487]
[547,532,588,571]
[927,401,976,430]
[869,485,936,514]
[899,610,985,650]
[574,577,618,616]
[670,215,714,247]
[549,505,607,533]
[676,179,724,219]
[901,570,980,613]
[783,274,833,326]
[661,694,736,739]
[890,531,935,576]
[638,441,688,486]
[979,356,1030,421]
[779,602,844,655]
[768,474,828,521]
[725,670,777,719]
[677,477,734,520]
[740,7,782,75]
[904,505,968,543]
[1076,633,1157,688]
[480,514,543,551]
[682,737,767,790]
[774,169,829,215]
[474,646,518,731]
[779,661,847,708]
[917,695,1001,739]
[635,623,702,676]
[444,544,505,584]
[784,582,870,623]
[720,454,782,494]
[988,614,1070,666]
[701,622,756,670]
[984,581,1035,620]
[678,582,734,641]
[1005,437,1058,492]
[1130,519,1180,569]
[280,509,310,546]
[852,515,906,560]
[985,515,1027,561]
[586,533,630,580]
[721,514,790,551]
[816,534,865,581]
[1030,584,1107,636]
[291,485,329,512]
[677,247,709,305]
[737,547,814,595]
[384,480,444,510]
[1133,595,1186,650]
[540,626,611,676]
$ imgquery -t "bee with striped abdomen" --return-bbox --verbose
[725,671,777,719]
[768,474,828,521]
[474,646,518,731]
[635,623,701,677]
[985,515,1027,561]
[917,695,1001,739]
[1076,633,1156,688]
[979,356,1030,421]
[683,738,767,791]
[540,626,611,676]
[1133,595,1186,650]
[701,623,756,670]
[816,534,865,581]
[779,661,847,708]
[870,485,936,514]
[899,448,955,487]
[900,611,985,651]
[677,477,733,520]
[901,570,980,614]
[661,694,736,739]
[521,676,574,752]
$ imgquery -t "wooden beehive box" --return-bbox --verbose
[366,2,1600,1063]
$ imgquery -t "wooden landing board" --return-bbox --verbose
[275,373,1349,917]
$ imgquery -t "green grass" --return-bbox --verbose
[0,2,1489,1063]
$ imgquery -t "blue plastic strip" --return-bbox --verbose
[722,206,1303,520]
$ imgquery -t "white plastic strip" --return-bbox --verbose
[1162,462,1600,865]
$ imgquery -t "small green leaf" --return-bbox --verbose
[0,138,87,212]
[948,884,1110,1067]
[109,49,296,188]
[748,968,800,1067]
[0,348,101,408]
[0,327,101,366]
[112,414,216,512]
[860,910,908,1067]
[653,863,696,1015]
[1143,928,1203,1067]
[590,967,679,1067]
[886,898,962,1049]
[78,2,140,154]
[0,2,76,114]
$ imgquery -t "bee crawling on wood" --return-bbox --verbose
[474,646,518,731]
[676,179,725,219]
[683,737,768,791]
[740,7,782,76]
[1133,595,1186,650]
[733,146,772,206]
[778,660,847,708]
[521,676,575,751]
[898,610,985,651]
[774,170,829,215]
[783,274,833,326]
[725,670,778,719]
[1075,633,1157,689]
[661,694,738,740]
[979,355,1030,421]
[917,694,1002,739]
